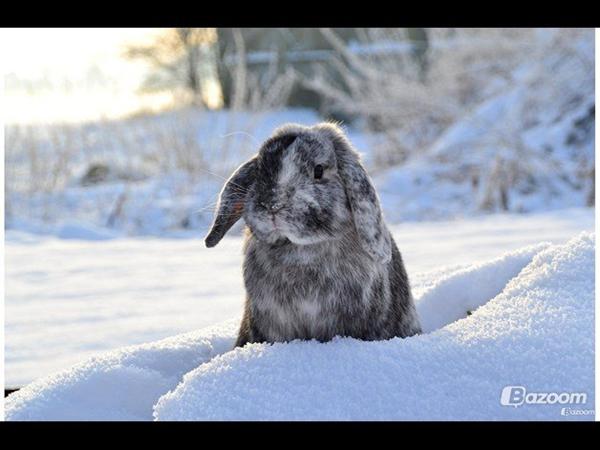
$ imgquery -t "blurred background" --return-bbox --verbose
[3,28,595,387]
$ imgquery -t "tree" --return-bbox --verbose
[215,28,361,115]
[125,28,217,107]
[405,28,430,82]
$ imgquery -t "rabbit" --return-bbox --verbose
[205,122,422,347]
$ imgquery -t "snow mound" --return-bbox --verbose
[154,233,594,420]
[5,233,594,420]
[416,242,551,332]
[4,321,238,421]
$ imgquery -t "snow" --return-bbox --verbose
[4,320,239,421]
[4,207,593,388]
[55,221,120,241]
[416,242,550,333]
[4,234,245,388]
[376,83,594,221]
[3,29,594,421]
[5,231,594,421]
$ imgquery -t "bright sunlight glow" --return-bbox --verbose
[1,28,181,124]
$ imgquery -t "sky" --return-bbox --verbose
[1,28,177,124]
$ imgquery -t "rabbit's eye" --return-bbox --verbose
[314,165,324,180]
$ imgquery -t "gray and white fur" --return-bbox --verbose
[205,123,421,347]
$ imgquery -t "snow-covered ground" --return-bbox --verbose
[5,230,594,420]
[4,207,594,388]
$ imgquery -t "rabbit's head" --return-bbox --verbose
[205,123,392,263]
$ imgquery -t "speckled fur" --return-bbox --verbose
[205,123,421,346]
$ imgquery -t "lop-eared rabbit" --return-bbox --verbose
[205,123,421,347]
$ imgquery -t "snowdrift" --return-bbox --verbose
[5,233,594,421]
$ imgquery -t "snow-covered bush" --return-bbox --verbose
[303,29,534,150]
[428,29,594,213]
[4,109,324,235]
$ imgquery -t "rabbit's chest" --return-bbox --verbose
[255,284,347,341]
[246,254,375,341]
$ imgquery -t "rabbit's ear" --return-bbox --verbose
[323,125,393,264]
[205,157,256,248]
